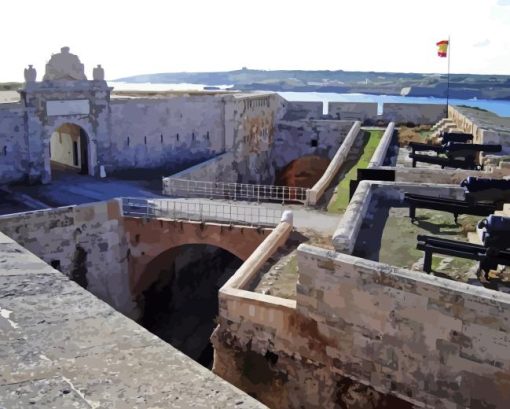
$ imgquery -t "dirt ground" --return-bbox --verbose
[252,228,334,300]
[275,156,330,188]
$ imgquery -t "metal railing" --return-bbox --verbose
[121,198,282,227]
[162,177,309,204]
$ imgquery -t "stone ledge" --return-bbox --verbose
[0,231,266,408]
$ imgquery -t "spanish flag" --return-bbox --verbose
[437,40,449,58]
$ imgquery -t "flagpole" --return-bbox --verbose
[446,36,451,117]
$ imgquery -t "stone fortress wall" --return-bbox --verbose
[108,95,226,171]
[0,200,137,317]
[0,46,464,188]
[0,104,27,182]
[211,106,510,409]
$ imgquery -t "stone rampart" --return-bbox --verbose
[368,122,395,168]
[391,165,510,184]
[296,244,510,408]
[0,230,265,408]
[109,96,225,171]
[283,101,324,120]
[163,152,237,188]
[0,200,135,317]
[382,103,446,124]
[272,120,354,171]
[328,102,378,121]
[307,121,361,205]
[0,105,29,183]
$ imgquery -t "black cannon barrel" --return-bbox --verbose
[445,143,502,153]
[409,153,480,170]
[409,142,443,153]
[441,132,473,144]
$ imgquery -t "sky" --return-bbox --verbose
[1,0,510,81]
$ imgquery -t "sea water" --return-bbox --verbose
[108,82,510,118]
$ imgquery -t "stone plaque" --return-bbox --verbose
[46,100,90,116]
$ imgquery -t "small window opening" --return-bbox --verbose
[50,259,61,271]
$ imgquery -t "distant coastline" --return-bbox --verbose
[115,68,510,101]
[108,82,510,117]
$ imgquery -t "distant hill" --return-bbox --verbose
[115,69,510,100]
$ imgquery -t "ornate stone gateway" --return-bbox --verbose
[20,47,111,183]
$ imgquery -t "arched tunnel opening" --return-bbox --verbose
[275,155,330,188]
[139,244,243,368]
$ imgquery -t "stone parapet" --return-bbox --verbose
[296,243,510,408]
[307,121,361,205]
[0,231,265,409]
[368,122,395,168]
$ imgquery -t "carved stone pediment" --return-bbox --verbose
[43,47,87,81]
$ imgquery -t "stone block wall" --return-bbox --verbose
[0,104,29,183]
[282,101,324,120]
[227,93,287,184]
[297,244,510,409]
[382,103,447,125]
[0,200,136,317]
[108,95,226,171]
[164,152,237,186]
[272,119,354,170]
[393,166,510,185]
[328,102,378,121]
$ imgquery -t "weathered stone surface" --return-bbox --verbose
[43,47,86,81]
[295,244,510,408]
[0,231,266,408]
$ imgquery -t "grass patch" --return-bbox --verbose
[327,130,383,213]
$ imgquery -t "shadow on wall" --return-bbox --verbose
[139,244,242,369]
[275,155,330,188]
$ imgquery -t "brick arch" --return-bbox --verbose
[122,217,272,297]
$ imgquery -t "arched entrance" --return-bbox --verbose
[49,123,90,176]
[140,244,243,368]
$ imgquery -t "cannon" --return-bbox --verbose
[408,153,481,170]
[443,142,502,159]
[409,142,501,169]
[461,177,510,204]
[478,215,510,250]
[440,131,473,144]
[409,142,443,155]
[404,193,498,224]
[417,234,510,281]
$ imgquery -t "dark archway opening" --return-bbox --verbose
[275,155,330,188]
[140,244,243,368]
[50,123,89,175]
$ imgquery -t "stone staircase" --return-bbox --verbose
[429,117,464,141]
